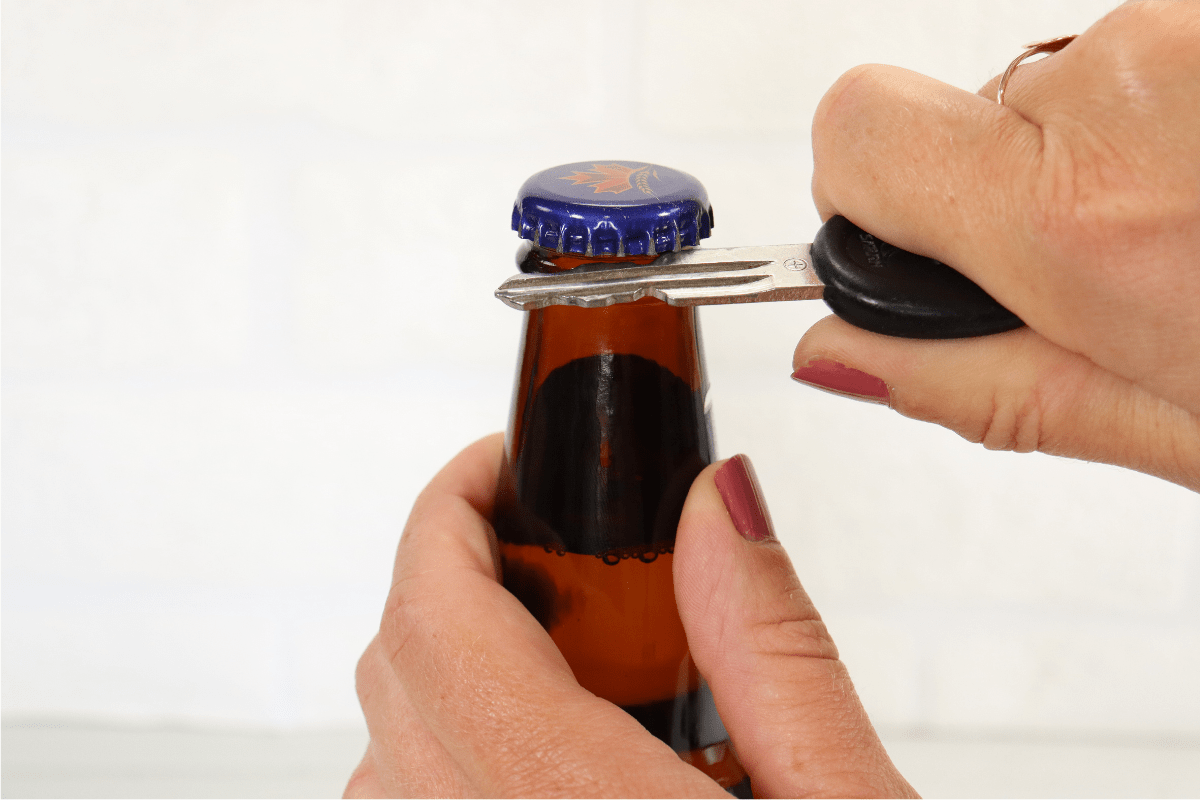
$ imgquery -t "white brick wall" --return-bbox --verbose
[5,0,1197,743]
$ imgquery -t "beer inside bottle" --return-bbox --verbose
[496,162,748,795]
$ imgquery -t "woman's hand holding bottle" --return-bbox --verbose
[344,435,915,798]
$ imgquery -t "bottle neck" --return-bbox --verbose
[513,242,705,393]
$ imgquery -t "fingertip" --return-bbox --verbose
[675,455,812,666]
[343,751,386,798]
[792,359,892,407]
[676,458,764,604]
[793,314,912,377]
[438,432,505,516]
[793,315,1028,422]
[813,63,896,133]
[713,455,777,543]
[673,460,735,614]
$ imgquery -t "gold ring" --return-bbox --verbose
[997,35,1077,107]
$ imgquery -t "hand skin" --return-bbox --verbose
[802,0,1200,492]
[345,434,917,798]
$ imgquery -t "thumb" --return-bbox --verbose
[675,455,917,799]
[791,316,1200,492]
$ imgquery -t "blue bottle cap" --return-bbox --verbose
[512,161,713,257]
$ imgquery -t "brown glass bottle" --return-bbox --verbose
[495,239,750,795]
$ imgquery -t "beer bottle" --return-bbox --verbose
[495,161,750,796]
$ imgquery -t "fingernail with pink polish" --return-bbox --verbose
[714,455,776,542]
[792,358,890,405]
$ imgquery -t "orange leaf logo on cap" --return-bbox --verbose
[559,163,652,195]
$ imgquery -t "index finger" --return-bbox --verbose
[810,63,1044,323]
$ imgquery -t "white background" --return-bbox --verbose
[3,0,1199,793]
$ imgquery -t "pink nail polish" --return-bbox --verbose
[792,358,890,404]
[714,455,776,542]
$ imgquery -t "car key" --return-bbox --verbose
[495,215,1022,339]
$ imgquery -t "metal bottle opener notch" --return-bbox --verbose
[496,215,1023,339]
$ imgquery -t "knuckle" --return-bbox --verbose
[751,614,840,662]
[975,387,1044,453]
[1027,5,1200,297]
[342,755,377,798]
[814,64,891,137]
[353,645,378,706]
[1168,421,1200,490]
[829,63,882,97]
[379,578,430,665]
[1030,143,1132,271]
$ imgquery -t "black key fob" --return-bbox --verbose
[811,215,1023,339]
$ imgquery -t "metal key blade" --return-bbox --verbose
[495,244,824,310]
